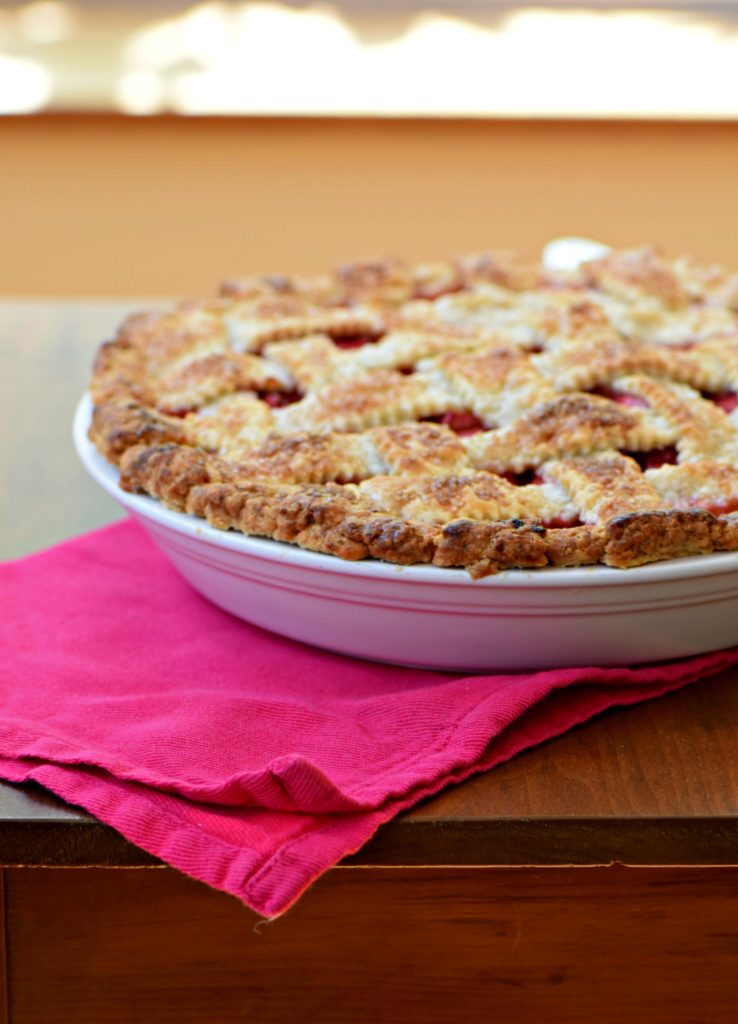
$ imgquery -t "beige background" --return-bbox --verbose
[3,115,738,297]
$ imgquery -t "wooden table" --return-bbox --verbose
[2,302,738,1023]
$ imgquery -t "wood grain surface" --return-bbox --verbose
[5,865,738,1024]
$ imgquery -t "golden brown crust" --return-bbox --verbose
[90,401,186,463]
[88,244,738,575]
[545,525,607,568]
[303,515,438,565]
[359,472,560,525]
[580,247,688,308]
[369,422,468,477]
[231,432,373,484]
[119,444,223,511]
[604,509,723,567]
[467,394,640,473]
[433,519,548,576]
[543,452,665,523]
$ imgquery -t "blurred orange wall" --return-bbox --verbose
[3,115,738,296]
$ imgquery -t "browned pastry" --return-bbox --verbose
[88,246,738,576]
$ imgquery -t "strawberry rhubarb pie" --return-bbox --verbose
[88,246,738,577]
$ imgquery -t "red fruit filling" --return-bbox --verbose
[696,496,738,516]
[705,391,738,414]
[593,386,649,409]
[625,446,678,471]
[616,392,649,410]
[423,411,487,436]
[334,334,381,350]
[500,469,544,486]
[259,389,303,408]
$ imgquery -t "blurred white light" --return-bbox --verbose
[180,3,231,65]
[18,1,76,45]
[124,20,185,71]
[0,54,52,112]
[235,1,355,52]
[115,69,165,115]
[122,2,738,118]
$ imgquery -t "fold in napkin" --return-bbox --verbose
[1,522,736,918]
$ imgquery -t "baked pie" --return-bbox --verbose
[88,246,738,577]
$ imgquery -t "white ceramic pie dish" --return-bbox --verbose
[74,393,738,671]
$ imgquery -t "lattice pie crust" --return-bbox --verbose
[89,247,738,576]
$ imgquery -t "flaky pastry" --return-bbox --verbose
[89,247,738,577]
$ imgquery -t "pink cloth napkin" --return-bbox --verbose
[1,521,736,917]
